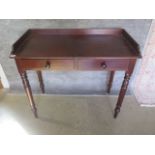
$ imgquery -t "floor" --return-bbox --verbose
[0,91,155,135]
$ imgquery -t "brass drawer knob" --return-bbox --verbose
[45,61,51,69]
[101,62,107,69]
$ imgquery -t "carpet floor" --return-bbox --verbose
[0,92,155,134]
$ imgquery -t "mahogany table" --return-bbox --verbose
[10,28,141,118]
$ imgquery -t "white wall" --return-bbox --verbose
[134,20,155,105]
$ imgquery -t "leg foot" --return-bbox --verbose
[114,107,120,118]
[32,108,38,118]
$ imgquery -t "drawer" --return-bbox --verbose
[49,59,74,70]
[17,59,74,71]
[78,59,129,71]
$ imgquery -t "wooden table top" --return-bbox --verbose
[10,29,141,59]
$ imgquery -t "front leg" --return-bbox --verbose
[114,72,130,118]
[20,71,38,118]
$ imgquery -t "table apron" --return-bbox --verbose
[15,58,131,72]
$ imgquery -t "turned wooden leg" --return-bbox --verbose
[107,71,114,94]
[37,71,45,93]
[114,72,130,118]
[20,71,38,118]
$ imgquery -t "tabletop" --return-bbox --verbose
[10,28,141,59]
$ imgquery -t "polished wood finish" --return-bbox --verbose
[114,59,136,118]
[10,29,141,59]
[78,59,129,71]
[114,72,130,118]
[16,59,74,71]
[20,71,37,118]
[10,29,141,118]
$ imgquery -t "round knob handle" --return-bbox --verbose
[100,62,107,69]
[45,61,51,69]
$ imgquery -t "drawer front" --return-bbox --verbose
[78,59,129,71]
[18,59,74,71]
[49,59,74,70]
